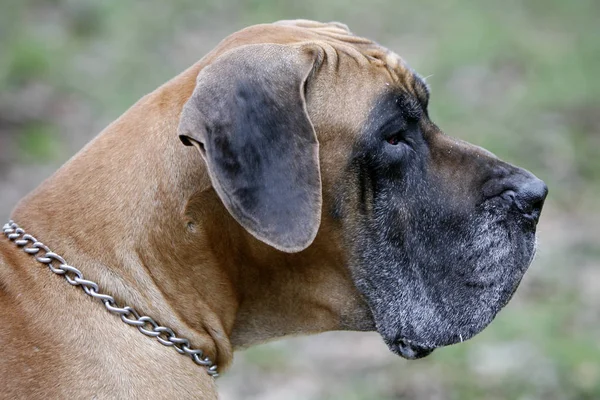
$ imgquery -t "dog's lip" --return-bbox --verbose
[390,338,436,360]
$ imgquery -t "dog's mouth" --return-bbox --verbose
[350,175,543,363]
[390,338,436,360]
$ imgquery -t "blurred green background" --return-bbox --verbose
[1,1,598,399]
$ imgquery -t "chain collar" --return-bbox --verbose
[2,220,218,378]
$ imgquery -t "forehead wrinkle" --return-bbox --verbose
[303,40,371,78]
[295,26,396,70]
[319,40,379,69]
[362,47,417,90]
[290,24,421,91]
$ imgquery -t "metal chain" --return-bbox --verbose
[2,220,218,378]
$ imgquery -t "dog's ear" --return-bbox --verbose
[178,44,322,253]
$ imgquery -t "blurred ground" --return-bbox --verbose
[1,1,599,399]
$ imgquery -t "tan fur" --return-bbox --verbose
[0,21,420,399]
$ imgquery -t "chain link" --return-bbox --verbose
[2,220,218,378]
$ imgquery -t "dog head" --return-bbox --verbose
[178,20,547,359]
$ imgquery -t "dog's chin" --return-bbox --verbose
[376,249,536,362]
[388,337,435,360]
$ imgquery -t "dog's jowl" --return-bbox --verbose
[0,20,547,398]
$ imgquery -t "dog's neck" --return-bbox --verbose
[10,64,372,371]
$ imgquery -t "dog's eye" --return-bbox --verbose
[386,134,404,145]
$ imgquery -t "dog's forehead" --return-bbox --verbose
[269,22,430,126]
[219,21,422,93]
[275,21,425,89]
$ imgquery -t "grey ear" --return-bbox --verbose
[178,44,322,253]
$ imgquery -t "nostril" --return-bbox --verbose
[514,179,547,222]
[500,190,516,204]
[489,176,547,223]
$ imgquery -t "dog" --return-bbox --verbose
[0,20,547,399]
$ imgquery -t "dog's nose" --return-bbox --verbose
[484,169,548,223]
